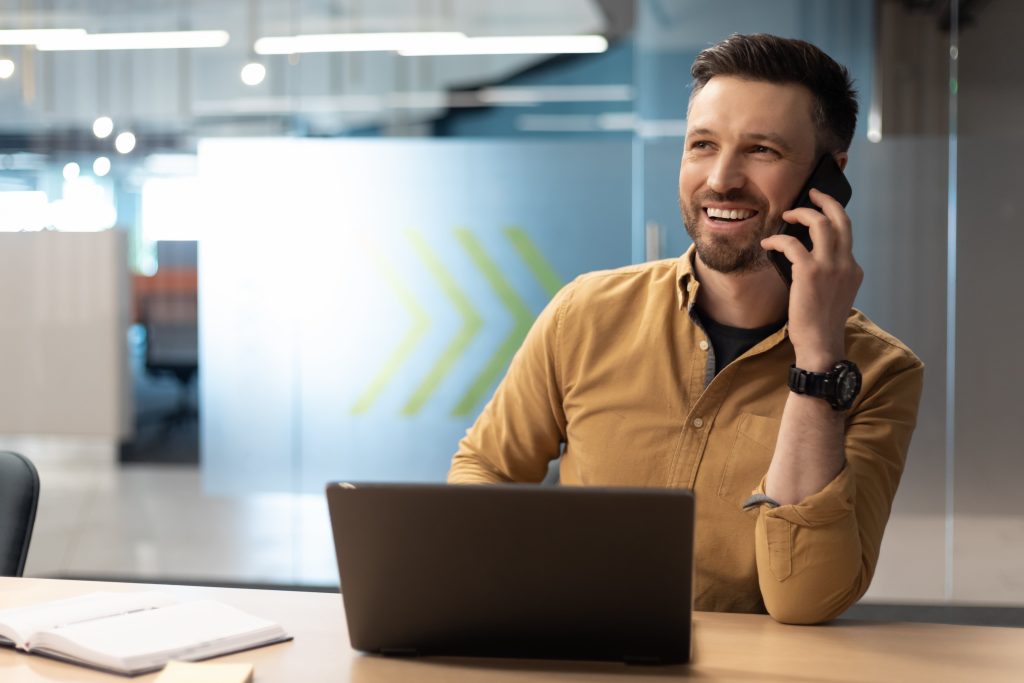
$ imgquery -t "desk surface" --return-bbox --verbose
[2,577,1023,682]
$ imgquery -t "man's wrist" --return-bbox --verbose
[788,359,862,412]
[793,353,842,373]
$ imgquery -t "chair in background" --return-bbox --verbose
[0,451,40,576]
[132,242,200,441]
[140,290,200,434]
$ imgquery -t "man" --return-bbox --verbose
[448,33,924,625]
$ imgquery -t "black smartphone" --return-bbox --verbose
[768,154,853,286]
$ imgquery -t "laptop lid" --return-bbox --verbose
[326,482,694,664]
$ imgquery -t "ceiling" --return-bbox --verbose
[0,0,627,154]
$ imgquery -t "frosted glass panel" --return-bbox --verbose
[198,139,631,494]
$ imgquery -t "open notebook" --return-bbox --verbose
[0,591,290,676]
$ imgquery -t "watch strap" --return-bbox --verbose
[788,365,830,396]
[788,361,860,410]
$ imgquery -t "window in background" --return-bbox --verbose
[140,175,202,274]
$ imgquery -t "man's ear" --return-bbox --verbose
[834,152,849,172]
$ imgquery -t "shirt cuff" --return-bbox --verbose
[749,464,856,527]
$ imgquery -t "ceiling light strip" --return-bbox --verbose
[477,84,632,104]
[254,32,466,55]
[35,30,230,51]
[399,35,608,56]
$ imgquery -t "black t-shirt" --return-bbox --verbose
[695,308,786,375]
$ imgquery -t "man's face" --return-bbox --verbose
[679,76,819,274]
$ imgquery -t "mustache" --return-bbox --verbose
[692,189,766,207]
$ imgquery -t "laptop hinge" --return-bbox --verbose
[623,654,665,665]
[380,648,419,657]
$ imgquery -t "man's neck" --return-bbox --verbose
[693,255,789,329]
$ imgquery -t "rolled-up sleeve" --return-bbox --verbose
[447,282,573,484]
[751,358,925,624]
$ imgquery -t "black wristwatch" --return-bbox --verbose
[788,360,862,410]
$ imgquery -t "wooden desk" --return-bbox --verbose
[2,578,1023,682]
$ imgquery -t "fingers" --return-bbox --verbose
[779,188,855,263]
[782,207,836,261]
[771,188,861,290]
[761,233,812,270]
[808,187,854,254]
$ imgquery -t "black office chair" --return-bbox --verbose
[0,451,40,576]
[140,291,200,435]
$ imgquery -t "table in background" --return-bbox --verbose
[2,578,1023,682]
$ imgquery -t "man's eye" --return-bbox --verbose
[751,145,776,155]
[690,141,711,150]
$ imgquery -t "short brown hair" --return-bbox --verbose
[690,33,858,153]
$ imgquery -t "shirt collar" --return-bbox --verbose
[675,244,699,311]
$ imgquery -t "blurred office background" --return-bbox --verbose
[1,0,1021,614]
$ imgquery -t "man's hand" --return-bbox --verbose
[760,188,861,505]
[760,188,863,371]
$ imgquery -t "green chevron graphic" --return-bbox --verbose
[402,230,483,416]
[350,227,563,417]
[451,228,534,416]
[351,239,430,414]
[503,226,562,297]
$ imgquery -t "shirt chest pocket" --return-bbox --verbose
[717,413,781,505]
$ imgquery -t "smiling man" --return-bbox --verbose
[449,34,924,624]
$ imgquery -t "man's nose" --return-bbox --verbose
[707,154,746,194]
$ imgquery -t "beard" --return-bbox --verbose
[679,189,775,274]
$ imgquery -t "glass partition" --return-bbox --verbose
[951,0,1024,603]
[7,0,1022,608]
[197,138,631,493]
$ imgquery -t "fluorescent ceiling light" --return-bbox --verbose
[515,112,635,133]
[596,112,637,131]
[0,29,86,45]
[635,119,687,139]
[515,114,601,132]
[240,62,267,86]
[93,157,111,177]
[193,94,385,116]
[477,84,632,105]
[35,30,229,51]
[255,32,466,55]
[400,35,608,56]
[115,132,136,154]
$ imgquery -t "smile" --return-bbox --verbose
[704,207,758,221]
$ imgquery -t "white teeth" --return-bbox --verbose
[706,207,755,220]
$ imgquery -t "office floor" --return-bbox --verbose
[16,437,337,587]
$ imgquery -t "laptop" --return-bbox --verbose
[326,482,694,664]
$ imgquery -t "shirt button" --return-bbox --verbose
[692,417,704,429]
[699,340,709,351]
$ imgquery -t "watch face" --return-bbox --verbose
[835,363,862,407]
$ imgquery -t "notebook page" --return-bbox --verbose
[0,591,176,650]
[31,600,287,675]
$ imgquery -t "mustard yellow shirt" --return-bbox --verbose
[448,246,924,624]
